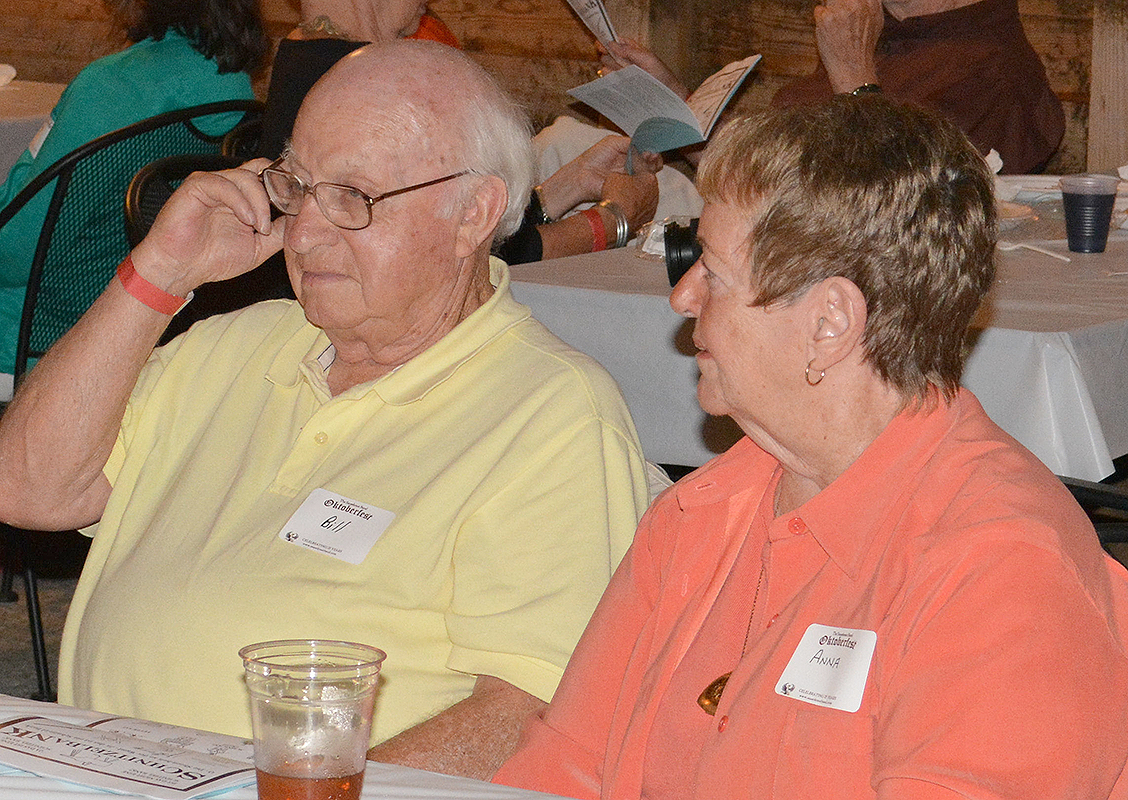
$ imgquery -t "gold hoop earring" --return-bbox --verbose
[805,359,825,386]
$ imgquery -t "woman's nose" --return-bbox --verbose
[669,261,704,318]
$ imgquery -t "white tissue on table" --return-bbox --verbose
[984,149,1003,175]
[0,64,15,87]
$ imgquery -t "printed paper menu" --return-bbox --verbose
[567,55,761,154]
[0,714,255,799]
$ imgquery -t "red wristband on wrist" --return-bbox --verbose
[581,207,607,252]
[116,255,191,316]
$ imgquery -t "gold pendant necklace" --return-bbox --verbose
[697,672,732,714]
[696,564,764,715]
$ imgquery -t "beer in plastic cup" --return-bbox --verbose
[241,639,385,800]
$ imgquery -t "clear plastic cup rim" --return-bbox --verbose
[240,639,386,679]
[1059,174,1121,194]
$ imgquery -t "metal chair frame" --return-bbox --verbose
[1060,475,1128,546]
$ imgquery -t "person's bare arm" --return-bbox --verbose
[537,172,658,260]
[814,0,884,94]
[535,135,658,221]
[365,675,546,780]
[0,161,282,531]
[534,137,660,261]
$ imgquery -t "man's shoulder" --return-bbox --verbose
[157,300,309,365]
[499,315,632,416]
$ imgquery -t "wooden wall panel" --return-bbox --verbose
[1088,10,1128,171]
[430,0,602,127]
[436,0,604,59]
[1,0,116,83]
[0,0,1105,170]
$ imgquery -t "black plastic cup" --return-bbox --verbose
[1060,174,1120,253]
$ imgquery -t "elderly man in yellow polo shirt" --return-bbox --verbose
[0,41,651,779]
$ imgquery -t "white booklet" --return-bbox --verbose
[562,0,617,45]
[568,55,762,154]
[0,714,255,799]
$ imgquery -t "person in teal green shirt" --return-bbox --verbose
[0,0,266,391]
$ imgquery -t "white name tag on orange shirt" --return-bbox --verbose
[278,488,395,564]
[775,623,877,713]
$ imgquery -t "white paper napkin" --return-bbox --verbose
[0,64,15,87]
[984,149,1003,175]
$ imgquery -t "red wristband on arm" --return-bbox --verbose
[116,255,192,316]
[581,207,607,252]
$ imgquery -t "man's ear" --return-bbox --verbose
[455,175,508,258]
[805,276,868,372]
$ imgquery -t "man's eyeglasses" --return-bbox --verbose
[259,158,471,231]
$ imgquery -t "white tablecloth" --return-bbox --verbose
[0,695,567,800]
[510,228,1128,480]
[0,80,64,178]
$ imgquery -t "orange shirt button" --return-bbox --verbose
[717,715,728,732]
[787,517,805,534]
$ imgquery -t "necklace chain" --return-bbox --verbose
[697,563,764,715]
[297,15,349,39]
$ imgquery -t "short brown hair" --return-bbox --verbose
[697,95,996,400]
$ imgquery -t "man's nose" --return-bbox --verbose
[284,192,338,252]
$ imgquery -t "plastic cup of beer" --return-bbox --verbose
[1059,174,1120,253]
[240,639,385,800]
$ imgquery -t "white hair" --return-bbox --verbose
[449,65,534,238]
[311,41,535,240]
[372,41,534,238]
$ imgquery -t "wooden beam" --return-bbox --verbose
[606,0,650,43]
[1088,8,1128,172]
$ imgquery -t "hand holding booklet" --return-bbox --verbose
[0,713,255,799]
[567,55,762,154]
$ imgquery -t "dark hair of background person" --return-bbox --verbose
[111,0,268,74]
[698,95,997,402]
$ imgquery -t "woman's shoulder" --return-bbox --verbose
[72,33,238,83]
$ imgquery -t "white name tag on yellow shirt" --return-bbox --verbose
[775,624,877,712]
[278,489,395,564]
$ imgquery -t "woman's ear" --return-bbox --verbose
[806,276,868,370]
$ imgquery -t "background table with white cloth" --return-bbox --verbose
[510,210,1128,481]
[0,80,64,178]
[0,694,568,800]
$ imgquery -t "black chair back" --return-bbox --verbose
[221,115,263,161]
[125,152,239,247]
[0,99,263,380]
